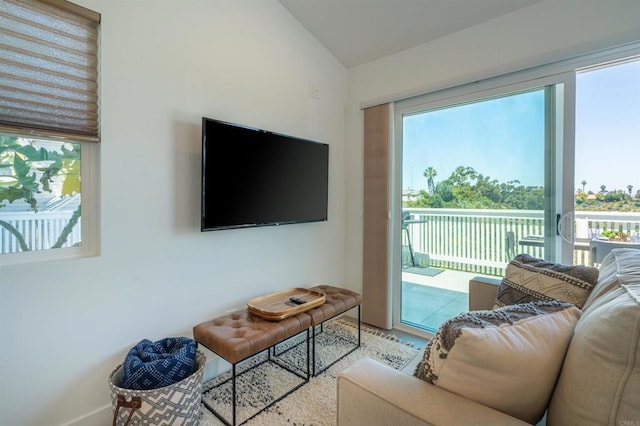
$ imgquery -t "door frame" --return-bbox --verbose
[391,74,575,335]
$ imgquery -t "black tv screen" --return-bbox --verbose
[201,117,329,231]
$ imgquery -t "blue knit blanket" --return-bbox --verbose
[122,337,197,390]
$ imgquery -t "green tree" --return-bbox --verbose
[411,166,544,209]
[0,136,81,251]
[405,164,638,212]
[604,191,622,203]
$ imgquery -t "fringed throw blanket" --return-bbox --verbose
[122,337,197,390]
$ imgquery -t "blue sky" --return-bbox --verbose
[403,59,639,194]
[575,59,640,193]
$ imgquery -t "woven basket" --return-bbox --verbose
[109,349,205,426]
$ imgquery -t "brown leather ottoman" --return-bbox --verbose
[305,285,362,376]
[193,310,311,425]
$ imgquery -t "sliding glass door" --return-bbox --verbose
[393,77,571,334]
[391,55,640,336]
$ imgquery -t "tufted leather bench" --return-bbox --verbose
[193,285,362,425]
[193,310,311,364]
[194,310,311,425]
[306,285,362,324]
[305,285,362,375]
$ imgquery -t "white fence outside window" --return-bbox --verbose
[0,211,81,254]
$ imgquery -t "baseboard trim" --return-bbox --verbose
[61,403,111,426]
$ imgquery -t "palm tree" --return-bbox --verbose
[423,166,438,194]
[600,185,607,194]
[581,180,586,192]
[628,185,633,196]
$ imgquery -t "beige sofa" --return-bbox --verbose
[337,248,640,425]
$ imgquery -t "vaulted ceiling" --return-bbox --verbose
[278,0,541,68]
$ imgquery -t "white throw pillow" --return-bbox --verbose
[414,301,581,424]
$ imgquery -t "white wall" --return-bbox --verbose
[343,1,640,303]
[0,1,347,424]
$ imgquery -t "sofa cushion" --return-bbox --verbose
[494,253,599,309]
[583,247,640,310]
[414,300,581,424]
[548,248,640,426]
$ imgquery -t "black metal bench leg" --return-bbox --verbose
[358,305,360,347]
[232,363,237,426]
[311,325,316,377]
[306,328,310,379]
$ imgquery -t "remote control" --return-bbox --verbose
[289,297,306,305]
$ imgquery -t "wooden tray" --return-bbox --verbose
[247,287,326,321]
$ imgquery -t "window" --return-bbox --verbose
[0,0,100,262]
[0,136,82,253]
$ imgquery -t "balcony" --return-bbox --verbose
[400,208,640,333]
[402,208,640,272]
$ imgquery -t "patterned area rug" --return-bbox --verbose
[199,319,423,425]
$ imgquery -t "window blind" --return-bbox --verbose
[0,0,100,142]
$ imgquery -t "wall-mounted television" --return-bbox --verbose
[201,117,329,231]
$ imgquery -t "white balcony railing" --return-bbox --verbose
[403,208,640,277]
